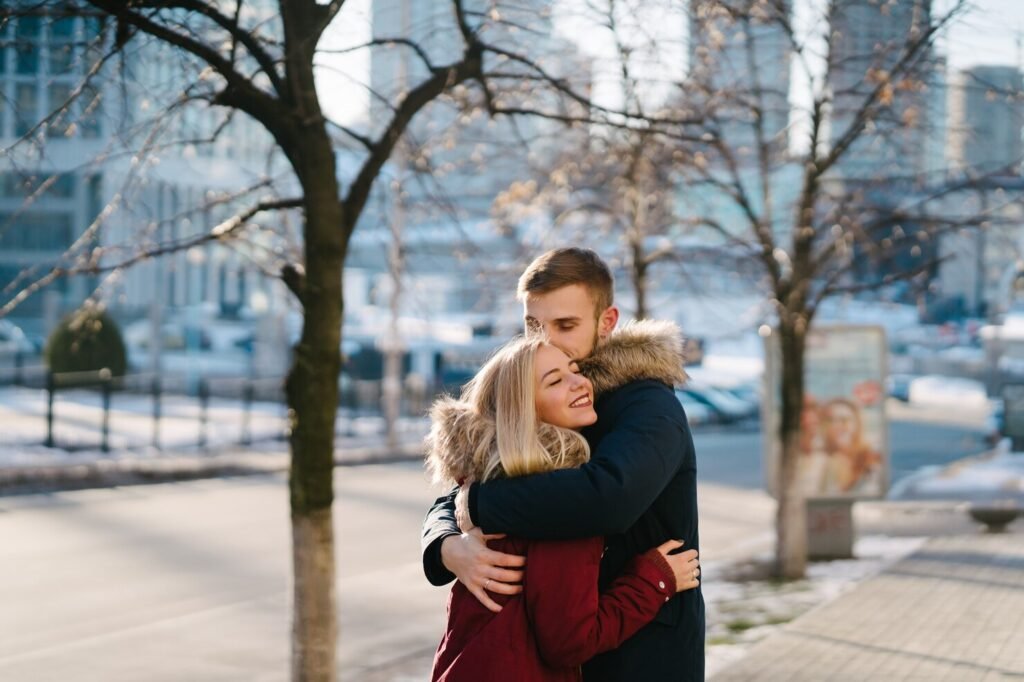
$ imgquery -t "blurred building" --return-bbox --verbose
[361,0,592,317]
[828,0,945,182]
[0,2,287,338]
[688,0,793,162]
[948,65,1024,175]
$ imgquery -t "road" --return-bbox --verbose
[0,463,777,682]
[694,402,992,491]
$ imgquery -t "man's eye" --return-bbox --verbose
[559,325,576,331]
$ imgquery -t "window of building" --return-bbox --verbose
[0,172,76,199]
[15,15,41,76]
[14,83,38,136]
[79,83,101,138]
[47,83,74,137]
[48,16,76,75]
[0,212,74,251]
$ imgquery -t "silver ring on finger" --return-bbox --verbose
[485,579,492,591]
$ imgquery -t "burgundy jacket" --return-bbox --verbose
[431,535,677,681]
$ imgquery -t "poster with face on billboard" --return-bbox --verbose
[764,325,889,501]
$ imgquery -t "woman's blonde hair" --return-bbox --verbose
[461,336,590,482]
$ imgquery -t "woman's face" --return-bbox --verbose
[823,402,858,449]
[534,343,598,429]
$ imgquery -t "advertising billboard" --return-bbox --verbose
[764,325,889,501]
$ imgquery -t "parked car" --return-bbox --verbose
[0,319,35,355]
[678,385,755,423]
[124,320,212,351]
[674,389,714,426]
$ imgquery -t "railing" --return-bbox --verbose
[0,355,442,454]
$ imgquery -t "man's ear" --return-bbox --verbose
[598,306,619,340]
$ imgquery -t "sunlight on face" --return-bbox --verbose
[534,343,598,429]
[523,284,603,361]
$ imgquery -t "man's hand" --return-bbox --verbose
[440,527,526,613]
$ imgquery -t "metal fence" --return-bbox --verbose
[0,353,441,453]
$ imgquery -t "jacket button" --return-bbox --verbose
[658,581,666,590]
[665,596,670,602]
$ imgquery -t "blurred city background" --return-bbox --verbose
[2,0,1024,680]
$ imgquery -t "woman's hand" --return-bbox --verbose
[656,539,700,593]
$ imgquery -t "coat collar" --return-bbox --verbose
[577,319,688,396]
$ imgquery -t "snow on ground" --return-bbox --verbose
[704,535,927,678]
[890,440,1024,503]
[0,386,428,468]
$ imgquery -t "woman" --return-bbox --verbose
[426,336,701,682]
[821,398,882,494]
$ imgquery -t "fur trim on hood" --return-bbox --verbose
[424,397,589,487]
[424,319,684,486]
[577,319,688,395]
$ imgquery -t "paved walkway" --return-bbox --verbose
[713,530,1024,681]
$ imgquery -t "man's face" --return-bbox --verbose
[523,284,617,361]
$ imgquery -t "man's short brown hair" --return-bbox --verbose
[516,248,614,313]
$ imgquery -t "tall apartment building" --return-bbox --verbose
[828,0,945,182]
[361,0,591,316]
[688,0,794,162]
[948,65,1024,175]
[0,2,283,333]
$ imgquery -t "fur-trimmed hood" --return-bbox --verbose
[424,319,686,486]
[425,397,589,486]
[577,319,688,395]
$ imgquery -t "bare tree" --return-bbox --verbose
[681,0,992,578]
[0,1,608,678]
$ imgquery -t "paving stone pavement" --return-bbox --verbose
[713,531,1024,681]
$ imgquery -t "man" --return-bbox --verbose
[421,248,705,680]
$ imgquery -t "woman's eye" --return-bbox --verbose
[549,379,562,387]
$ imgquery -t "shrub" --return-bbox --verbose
[45,307,127,378]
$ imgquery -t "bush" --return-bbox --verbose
[45,307,127,378]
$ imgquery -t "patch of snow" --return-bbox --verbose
[705,535,925,678]
[890,442,1024,503]
[907,375,989,410]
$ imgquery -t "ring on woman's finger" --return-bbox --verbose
[485,579,492,591]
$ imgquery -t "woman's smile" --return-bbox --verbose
[569,393,592,408]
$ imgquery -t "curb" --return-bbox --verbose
[0,441,426,496]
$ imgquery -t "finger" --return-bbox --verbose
[486,581,523,596]
[657,539,684,553]
[471,586,504,613]
[678,549,698,561]
[487,567,524,584]
[484,549,527,568]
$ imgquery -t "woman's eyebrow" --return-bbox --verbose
[541,368,561,381]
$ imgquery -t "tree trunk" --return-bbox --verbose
[775,319,808,579]
[291,507,337,681]
[285,137,346,680]
[631,240,648,320]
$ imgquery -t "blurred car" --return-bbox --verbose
[885,374,916,402]
[124,320,212,351]
[678,385,755,423]
[721,383,761,412]
[674,389,714,426]
[0,319,35,355]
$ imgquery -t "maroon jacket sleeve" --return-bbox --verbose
[523,537,677,669]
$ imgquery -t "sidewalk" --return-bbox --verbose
[0,431,427,495]
[712,528,1024,681]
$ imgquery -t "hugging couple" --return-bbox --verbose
[421,247,705,681]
